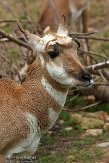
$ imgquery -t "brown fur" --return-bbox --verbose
[0,154,5,163]
[0,54,85,161]
[22,61,62,127]
[0,59,67,162]
[38,0,90,33]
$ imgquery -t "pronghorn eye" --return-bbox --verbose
[48,51,59,59]
[74,38,81,49]
[48,43,59,59]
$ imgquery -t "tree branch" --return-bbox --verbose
[76,36,109,42]
[0,19,31,24]
[69,31,97,37]
[0,29,31,49]
[87,60,109,71]
[69,32,109,42]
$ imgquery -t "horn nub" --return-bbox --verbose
[57,15,68,36]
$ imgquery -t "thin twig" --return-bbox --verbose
[77,36,109,41]
[76,36,109,42]
[65,94,79,106]
[69,31,97,37]
[0,52,21,82]
[83,50,108,60]
[72,101,101,112]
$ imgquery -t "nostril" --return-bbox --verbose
[81,72,92,82]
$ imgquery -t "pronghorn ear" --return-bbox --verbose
[57,15,68,36]
[18,23,30,41]
[18,24,44,53]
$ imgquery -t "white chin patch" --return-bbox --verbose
[90,80,94,84]
[46,62,76,86]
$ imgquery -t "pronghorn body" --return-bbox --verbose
[38,0,90,33]
[0,17,92,162]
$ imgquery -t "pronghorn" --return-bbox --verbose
[38,0,90,33]
[0,16,93,162]
[16,0,91,81]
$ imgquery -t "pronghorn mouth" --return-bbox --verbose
[80,79,94,88]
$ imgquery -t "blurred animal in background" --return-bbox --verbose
[38,0,90,34]
[38,0,91,66]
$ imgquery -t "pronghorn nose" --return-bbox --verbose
[80,71,92,82]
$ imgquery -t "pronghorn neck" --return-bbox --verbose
[41,76,68,107]
[23,59,43,82]
[44,70,68,93]
[23,59,69,107]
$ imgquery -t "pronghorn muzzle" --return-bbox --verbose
[78,70,92,87]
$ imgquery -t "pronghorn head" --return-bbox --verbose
[19,16,93,88]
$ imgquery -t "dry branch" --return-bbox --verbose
[77,36,109,42]
[87,60,109,71]
[70,31,109,41]
[0,29,31,49]
[69,31,97,37]
[0,19,31,24]
[72,101,101,112]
